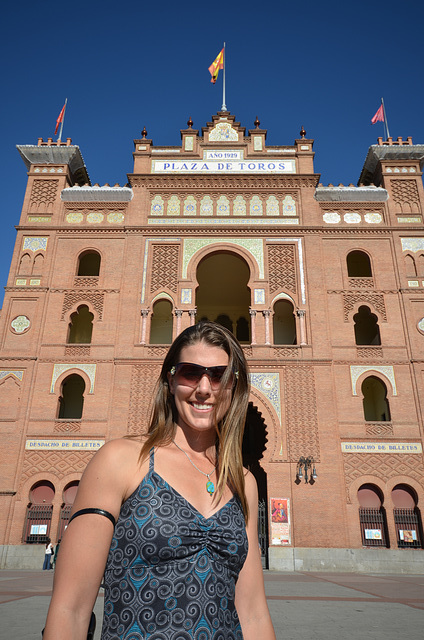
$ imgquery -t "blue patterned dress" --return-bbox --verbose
[101,450,248,639]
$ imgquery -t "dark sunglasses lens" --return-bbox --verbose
[176,364,228,389]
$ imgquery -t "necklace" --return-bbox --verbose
[172,440,217,496]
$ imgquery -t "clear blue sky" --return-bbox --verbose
[1,0,423,307]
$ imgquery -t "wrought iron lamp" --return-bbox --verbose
[296,456,317,484]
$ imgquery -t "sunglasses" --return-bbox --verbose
[169,362,237,390]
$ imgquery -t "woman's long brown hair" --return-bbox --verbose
[137,321,250,521]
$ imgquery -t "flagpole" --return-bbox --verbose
[221,43,227,111]
[381,97,390,140]
[57,98,68,142]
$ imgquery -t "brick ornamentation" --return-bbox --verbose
[284,366,320,462]
[20,450,93,486]
[343,453,424,502]
[268,244,297,294]
[127,364,161,436]
[29,179,59,210]
[61,291,105,320]
[391,179,421,213]
[150,245,179,293]
[343,293,387,321]
[365,422,394,437]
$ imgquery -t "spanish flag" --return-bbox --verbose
[208,48,224,84]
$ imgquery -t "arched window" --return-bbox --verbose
[58,374,85,419]
[19,253,31,275]
[273,300,296,345]
[32,253,44,275]
[361,376,391,421]
[347,251,372,277]
[392,485,423,549]
[23,481,55,544]
[67,305,94,344]
[353,306,381,345]
[58,481,80,540]
[196,252,251,342]
[77,251,101,276]
[150,299,173,344]
[418,254,424,277]
[404,254,417,277]
[357,484,389,547]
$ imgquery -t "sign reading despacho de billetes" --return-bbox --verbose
[151,159,296,174]
[25,439,104,450]
[341,442,422,454]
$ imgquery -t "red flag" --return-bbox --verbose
[371,104,384,124]
[54,103,66,135]
[208,48,224,84]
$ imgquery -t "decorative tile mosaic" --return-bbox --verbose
[253,135,263,151]
[200,196,213,216]
[87,212,104,224]
[250,196,263,216]
[344,213,361,224]
[16,279,27,286]
[254,289,265,304]
[250,372,281,424]
[29,279,41,286]
[107,212,125,224]
[167,195,181,216]
[149,218,298,226]
[323,212,341,224]
[183,196,197,216]
[51,363,97,394]
[23,237,48,252]
[350,365,397,396]
[401,238,424,253]
[184,136,194,151]
[408,281,419,287]
[66,212,83,223]
[417,318,424,333]
[181,288,192,304]
[364,213,383,224]
[28,216,52,223]
[216,196,230,216]
[266,195,279,216]
[209,122,238,142]
[282,195,296,216]
[398,217,422,224]
[151,195,164,216]
[0,370,24,382]
[182,238,265,279]
[11,316,30,333]
[233,196,247,216]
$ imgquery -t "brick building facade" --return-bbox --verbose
[1,112,424,571]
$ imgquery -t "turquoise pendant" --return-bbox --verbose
[206,480,215,495]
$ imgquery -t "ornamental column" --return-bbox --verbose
[175,309,183,336]
[140,309,150,344]
[297,309,307,345]
[189,308,197,326]
[249,308,257,345]
[263,309,271,345]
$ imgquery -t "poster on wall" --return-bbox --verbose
[364,529,382,540]
[270,498,290,545]
[399,530,417,542]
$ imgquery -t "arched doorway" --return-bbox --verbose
[23,481,55,544]
[242,402,269,567]
[58,481,80,540]
[392,484,423,549]
[196,252,251,343]
[357,484,389,547]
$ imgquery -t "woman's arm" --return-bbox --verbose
[43,438,145,640]
[235,471,276,640]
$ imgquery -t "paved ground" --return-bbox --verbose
[1,570,423,639]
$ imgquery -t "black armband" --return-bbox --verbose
[68,508,116,527]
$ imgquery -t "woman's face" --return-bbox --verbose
[168,340,232,436]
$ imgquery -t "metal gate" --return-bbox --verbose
[258,499,268,568]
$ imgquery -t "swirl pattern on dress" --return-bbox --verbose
[101,450,248,639]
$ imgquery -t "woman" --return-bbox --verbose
[42,538,53,571]
[43,321,275,639]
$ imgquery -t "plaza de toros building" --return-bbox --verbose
[1,111,424,572]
